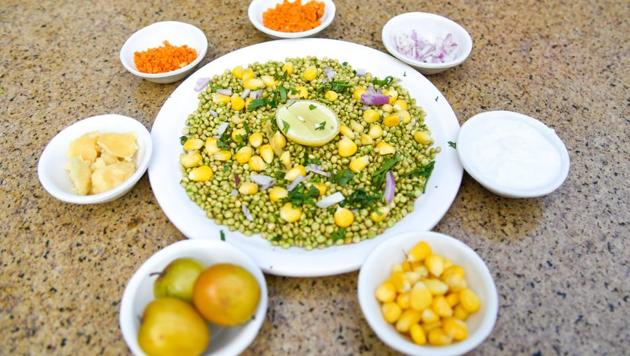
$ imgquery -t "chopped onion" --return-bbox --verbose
[324,67,335,81]
[242,205,253,221]
[287,175,306,191]
[250,174,274,188]
[250,90,263,99]
[230,189,238,197]
[394,30,458,64]
[216,88,232,96]
[305,164,330,177]
[384,171,396,204]
[208,110,218,117]
[194,77,210,92]
[214,122,228,138]
[234,175,241,187]
[316,192,345,208]
[356,69,366,77]
[361,87,390,106]
[240,89,251,99]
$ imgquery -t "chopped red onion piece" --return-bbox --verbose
[194,77,211,92]
[315,192,345,208]
[234,175,241,187]
[216,88,232,96]
[324,67,335,81]
[214,122,228,138]
[230,189,238,197]
[356,69,366,77]
[361,87,390,106]
[240,89,251,99]
[250,174,274,188]
[287,175,306,191]
[209,110,218,117]
[242,205,253,221]
[384,171,396,204]
[250,90,263,99]
[394,30,458,64]
[305,164,330,177]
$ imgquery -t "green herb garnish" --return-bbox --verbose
[342,189,380,209]
[448,141,457,149]
[331,169,354,186]
[331,228,346,241]
[372,155,401,186]
[372,76,394,87]
[282,120,290,133]
[271,235,281,242]
[309,104,317,110]
[220,230,226,241]
[315,121,326,130]
[284,183,320,206]
[409,160,435,193]
[223,163,231,172]
[247,98,267,111]
[179,136,188,145]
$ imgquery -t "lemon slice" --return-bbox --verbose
[275,100,339,147]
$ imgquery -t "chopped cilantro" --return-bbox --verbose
[371,76,394,87]
[342,61,348,66]
[372,155,401,186]
[331,228,346,241]
[309,104,317,110]
[179,136,188,145]
[331,169,354,186]
[271,235,281,242]
[409,160,435,193]
[223,163,231,172]
[247,98,267,111]
[284,183,320,206]
[341,189,380,209]
[448,141,457,149]
[220,230,226,241]
[315,121,326,130]
[282,120,290,133]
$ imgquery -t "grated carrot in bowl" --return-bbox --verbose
[133,41,197,74]
[262,0,325,33]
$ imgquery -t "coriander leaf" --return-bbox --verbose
[279,86,287,102]
[282,120,290,134]
[372,155,401,186]
[179,136,188,145]
[217,128,231,149]
[409,160,435,193]
[271,235,281,242]
[315,121,326,130]
[371,76,394,87]
[330,81,351,93]
[341,189,380,209]
[332,169,354,186]
[223,163,231,172]
[309,104,317,110]
[448,141,457,149]
[247,98,267,111]
[342,61,348,66]
[284,183,320,206]
[220,230,226,241]
[331,228,346,241]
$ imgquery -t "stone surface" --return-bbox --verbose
[1,0,629,354]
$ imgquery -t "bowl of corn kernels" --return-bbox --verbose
[357,231,498,355]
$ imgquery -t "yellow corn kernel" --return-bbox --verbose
[212,93,231,105]
[350,120,364,133]
[349,156,370,173]
[289,85,308,99]
[404,271,420,285]
[259,144,274,163]
[443,318,468,341]
[239,182,258,195]
[370,206,389,222]
[394,99,408,111]
[280,151,291,169]
[248,155,266,171]
[339,124,355,139]
[421,308,440,324]
[423,321,442,333]
[424,279,449,295]
[261,75,276,88]
[425,255,444,277]
[231,65,244,79]
[313,182,327,196]
[408,241,432,262]
[214,150,232,161]
[432,295,453,318]
[268,187,288,202]
[375,141,396,155]
[231,128,246,142]
[428,328,452,346]
[410,282,433,311]
[245,97,253,109]
[302,66,318,81]
[183,138,204,151]
[282,62,294,74]
[410,324,427,345]
[442,265,465,279]
[180,151,202,168]
[460,288,481,313]
[414,131,433,145]
[391,264,403,273]
[338,137,358,157]
[235,146,253,164]
[398,110,411,123]
[402,261,412,272]
[381,302,402,324]
[248,132,264,147]
[280,202,301,223]
[242,68,255,81]
[271,131,286,155]
[188,165,213,182]
[390,271,409,293]
[368,125,383,139]
[453,305,470,321]
[443,274,468,292]
[443,258,453,269]
[285,165,306,181]
[360,134,374,145]
[382,103,393,112]
[334,207,354,228]
[413,265,429,279]
[395,309,422,333]
[362,109,380,123]
[353,86,367,100]
[243,78,264,90]
[375,281,396,303]
[396,292,411,310]
[387,88,398,100]
[230,95,245,111]
[446,293,460,307]
[324,90,338,101]
[205,137,219,155]
[383,114,400,127]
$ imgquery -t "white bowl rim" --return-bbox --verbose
[382,12,473,69]
[37,114,152,204]
[247,0,336,39]
[119,239,269,356]
[456,110,571,198]
[119,21,208,79]
[357,231,498,356]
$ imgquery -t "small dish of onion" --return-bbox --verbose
[382,12,473,75]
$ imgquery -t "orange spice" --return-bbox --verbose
[262,0,325,33]
[133,41,197,74]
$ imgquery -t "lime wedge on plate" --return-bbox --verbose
[275,100,339,146]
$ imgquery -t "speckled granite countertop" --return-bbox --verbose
[1,0,628,354]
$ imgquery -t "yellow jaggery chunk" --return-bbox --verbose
[96,132,138,160]
[66,157,92,195]
[90,161,135,194]
[67,132,99,163]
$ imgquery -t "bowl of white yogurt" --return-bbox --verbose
[456,111,570,198]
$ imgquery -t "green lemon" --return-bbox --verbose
[275,100,339,146]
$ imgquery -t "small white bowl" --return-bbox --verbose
[119,239,268,356]
[37,114,152,204]
[120,21,208,84]
[358,231,498,356]
[248,0,336,39]
[457,111,570,198]
[382,12,473,75]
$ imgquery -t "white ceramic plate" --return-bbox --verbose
[149,39,463,277]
